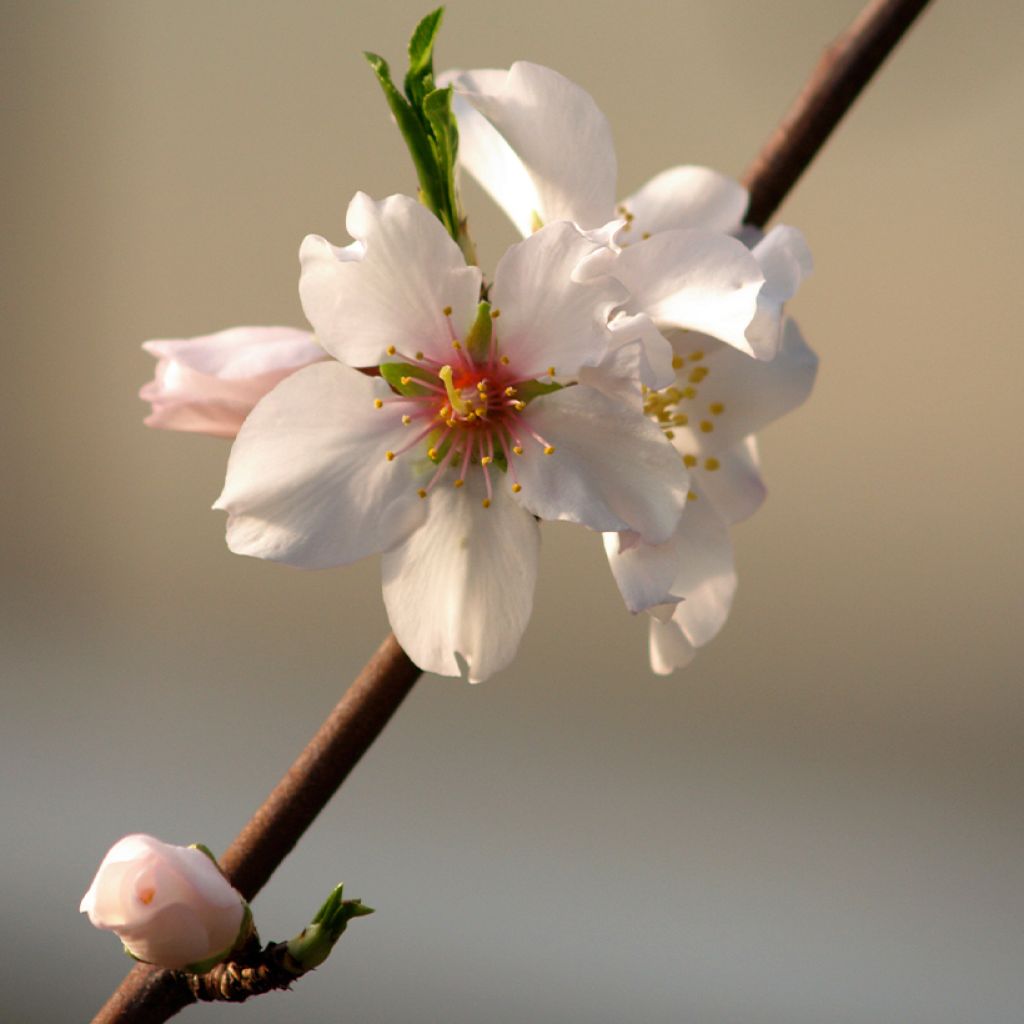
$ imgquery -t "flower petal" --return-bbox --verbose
[649,617,697,675]
[142,326,323,379]
[665,318,819,457]
[744,225,813,359]
[444,69,543,238]
[695,436,766,525]
[490,221,625,379]
[604,481,734,617]
[449,62,617,231]
[299,192,481,367]
[214,363,427,569]
[512,385,689,544]
[617,165,748,242]
[603,228,766,356]
[381,476,539,683]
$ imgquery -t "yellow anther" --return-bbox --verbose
[480,456,493,466]
[438,365,472,416]
[504,386,517,397]
[513,445,524,456]
[683,454,698,467]
[452,340,462,350]
[427,448,438,461]
[687,490,698,501]
[709,402,724,415]
[500,355,510,365]
[543,445,555,455]
[511,483,522,493]
[476,381,488,392]
[688,367,709,383]
[415,351,424,360]
[400,376,412,386]
[665,430,675,440]
[673,414,689,426]
[417,488,427,499]
[642,231,651,240]
[481,498,491,509]
[443,305,453,316]
[704,457,720,471]
[402,415,412,425]
[454,478,464,488]
[373,398,383,409]
[490,308,501,318]
[690,350,704,362]
[547,366,556,377]
[386,345,396,355]
[512,400,525,411]
[682,386,697,400]
[466,411,478,422]
[671,355,684,370]
[699,420,714,433]
[439,404,450,419]
[385,451,395,462]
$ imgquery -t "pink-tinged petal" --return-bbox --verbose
[140,327,326,439]
[665,319,818,457]
[450,62,617,231]
[214,362,427,569]
[443,68,542,238]
[696,436,767,525]
[490,221,625,379]
[604,482,734,617]
[299,192,481,368]
[381,476,539,683]
[512,385,689,544]
[744,225,813,359]
[617,165,748,242]
[603,228,766,356]
[649,617,697,675]
[116,903,212,970]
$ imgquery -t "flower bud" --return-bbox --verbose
[80,834,249,971]
[140,326,325,438]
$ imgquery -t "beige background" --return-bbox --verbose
[3,1,1023,1021]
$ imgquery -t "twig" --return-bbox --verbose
[742,0,932,227]
[90,1,933,1019]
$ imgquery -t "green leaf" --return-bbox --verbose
[405,7,444,109]
[517,379,564,402]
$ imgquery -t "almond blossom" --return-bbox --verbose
[141,326,326,438]
[444,59,818,672]
[215,192,691,682]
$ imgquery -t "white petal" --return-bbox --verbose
[512,385,689,544]
[617,165,748,242]
[695,436,766,525]
[214,363,426,569]
[444,69,542,238]
[381,476,539,683]
[649,617,697,675]
[450,62,617,231]
[604,482,734,618]
[578,335,645,409]
[299,192,481,367]
[744,225,813,359]
[665,318,819,456]
[142,327,323,380]
[490,221,625,379]
[606,229,766,356]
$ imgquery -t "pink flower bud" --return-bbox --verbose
[140,326,326,438]
[80,834,247,970]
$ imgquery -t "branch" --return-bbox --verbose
[91,1,933,1019]
[742,0,932,228]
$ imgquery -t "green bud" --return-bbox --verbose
[286,885,374,972]
[464,301,492,359]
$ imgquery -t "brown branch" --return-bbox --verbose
[742,0,932,228]
[90,633,420,1024]
[91,1,934,1020]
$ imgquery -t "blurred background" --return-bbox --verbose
[3,1,1022,1021]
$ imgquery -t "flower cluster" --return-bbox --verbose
[141,55,816,682]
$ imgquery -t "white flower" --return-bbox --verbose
[444,61,811,365]
[605,320,818,672]
[80,834,247,970]
[443,61,818,672]
[141,326,326,438]
[214,192,690,682]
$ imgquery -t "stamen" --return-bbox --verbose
[373,398,383,409]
